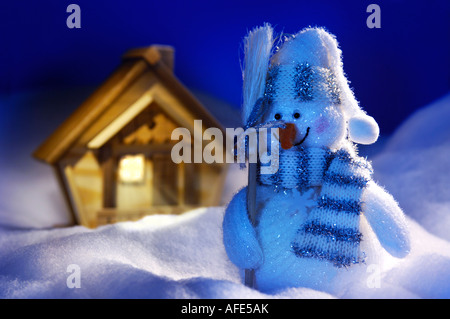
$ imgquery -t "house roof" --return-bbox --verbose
[33,45,225,164]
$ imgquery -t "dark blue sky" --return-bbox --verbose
[1,0,449,134]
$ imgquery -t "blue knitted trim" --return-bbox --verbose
[296,148,310,188]
[292,243,365,268]
[263,65,279,106]
[325,148,335,169]
[302,220,362,244]
[317,196,362,215]
[294,62,314,101]
[334,149,373,172]
[268,166,282,186]
[326,71,341,105]
[323,172,369,189]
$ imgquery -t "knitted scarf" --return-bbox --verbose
[257,146,373,268]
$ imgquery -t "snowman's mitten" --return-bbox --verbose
[223,187,263,269]
[362,181,410,258]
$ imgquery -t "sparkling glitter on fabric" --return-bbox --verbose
[317,196,362,215]
[302,220,363,244]
[263,65,279,106]
[290,148,372,268]
[292,243,365,268]
[295,62,314,101]
[323,172,369,189]
[325,70,341,105]
[254,140,372,268]
[296,147,310,188]
[334,149,373,172]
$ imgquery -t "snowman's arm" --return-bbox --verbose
[223,187,263,269]
[362,181,410,258]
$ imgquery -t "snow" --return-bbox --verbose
[371,93,450,242]
[0,91,450,299]
[1,206,450,299]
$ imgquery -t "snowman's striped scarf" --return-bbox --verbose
[257,147,372,268]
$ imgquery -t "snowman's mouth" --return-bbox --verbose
[294,127,310,146]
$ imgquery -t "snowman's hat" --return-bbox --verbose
[242,25,379,145]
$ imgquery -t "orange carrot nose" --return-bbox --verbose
[279,123,297,150]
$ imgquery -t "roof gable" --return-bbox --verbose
[33,46,224,164]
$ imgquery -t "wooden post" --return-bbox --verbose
[245,161,258,288]
[52,164,78,226]
[177,161,185,206]
[101,144,117,208]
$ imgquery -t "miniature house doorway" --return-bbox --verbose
[34,46,227,228]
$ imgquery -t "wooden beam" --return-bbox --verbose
[177,161,185,206]
[123,45,175,71]
[33,60,148,164]
[151,60,225,133]
[112,143,174,157]
[63,165,89,227]
[83,73,158,148]
[100,145,117,208]
[52,164,78,226]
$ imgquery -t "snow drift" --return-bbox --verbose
[0,207,450,299]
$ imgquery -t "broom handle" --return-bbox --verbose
[245,161,258,288]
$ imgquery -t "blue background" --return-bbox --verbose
[1,0,449,135]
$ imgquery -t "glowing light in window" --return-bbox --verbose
[119,154,145,183]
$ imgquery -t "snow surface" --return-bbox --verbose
[0,91,450,298]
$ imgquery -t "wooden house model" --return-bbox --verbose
[33,45,227,228]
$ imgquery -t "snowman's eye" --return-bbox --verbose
[274,113,282,120]
[293,112,300,119]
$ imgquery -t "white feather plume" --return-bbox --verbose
[241,23,274,125]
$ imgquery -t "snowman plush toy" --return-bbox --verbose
[223,25,410,293]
